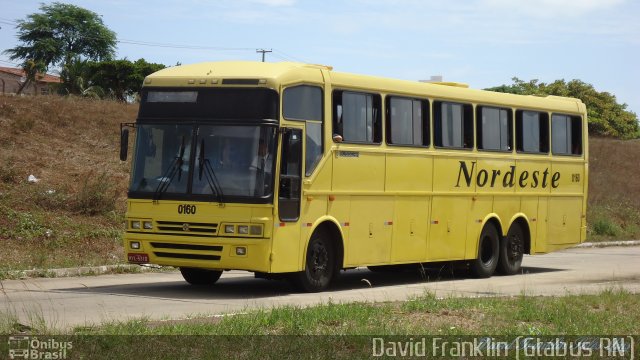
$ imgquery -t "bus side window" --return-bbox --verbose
[332,90,381,144]
[282,85,324,176]
[477,106,512,152]
[516,110,549,154]
[433,101,473,149]
[386,96,430,147]
[551,114,582,156]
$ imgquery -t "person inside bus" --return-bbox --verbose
[251,139,273,196]
[250,139,272,173]
[218,139,237,169]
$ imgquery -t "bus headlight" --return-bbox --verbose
[250,225,262,236]
[143,221,153,230]
[221,223,263,237]
[131,221,141,230]
[131,241,141,249]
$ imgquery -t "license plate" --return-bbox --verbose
[128,253,149,263]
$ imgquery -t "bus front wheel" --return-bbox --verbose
[469,223,499,278]
[292,230,335,292]
[180,267,223,285]
[497,223,525,275]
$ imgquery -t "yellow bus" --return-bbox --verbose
[120,61,588,292]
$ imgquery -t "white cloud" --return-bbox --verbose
[250,0,296,6]
[479,0,626,18]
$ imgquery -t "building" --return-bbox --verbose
[0,66,61,95]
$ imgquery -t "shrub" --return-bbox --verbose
[0,157,19,184]
[591,218,622,237]
[72,171,117,215]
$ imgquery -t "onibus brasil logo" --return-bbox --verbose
[8,336,72,359]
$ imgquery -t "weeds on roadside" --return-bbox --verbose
[72,171,117,215]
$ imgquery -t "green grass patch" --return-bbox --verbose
[0,201,124,275]
[587,200,640,241]
[1,289,637,359]
[64,288,639,336]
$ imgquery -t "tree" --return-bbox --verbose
[3,2,117,91]
[15,59,47,95]
[87,59,165,101]
[486,78,639,139]
[63,57,105,98]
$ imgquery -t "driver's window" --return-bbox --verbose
[279,129,302,221]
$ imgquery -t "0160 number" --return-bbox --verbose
[178,204,196,214]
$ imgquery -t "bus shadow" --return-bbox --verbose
[56,265,564,300]
[331,265,563,292]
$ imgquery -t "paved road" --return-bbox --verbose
[1,246,639,330]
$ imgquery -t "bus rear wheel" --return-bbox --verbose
[497,223,525,275]
[179,267,223,285]
[292,230,335,292]
[469,223,499,278]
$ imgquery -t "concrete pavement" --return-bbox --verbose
[1,246,639,330]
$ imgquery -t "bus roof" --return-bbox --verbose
[144,61,585,114]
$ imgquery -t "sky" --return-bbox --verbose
[0,0,638,114]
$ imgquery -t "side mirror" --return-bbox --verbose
[120,127,129,161]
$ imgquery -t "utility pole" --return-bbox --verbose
[256,49,272,62]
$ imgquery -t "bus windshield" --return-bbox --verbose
[129,124,277,202]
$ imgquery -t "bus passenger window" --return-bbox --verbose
[477,106,512,151]
[387,97,430,147]
[516,110,549,153]
[434,101,473,149]
[332,91,381,144]
[552,114,582,155]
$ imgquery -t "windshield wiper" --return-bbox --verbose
[198,139,224,203]
[153,136,185,200]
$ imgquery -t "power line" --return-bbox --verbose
[0,16,309,63]
[117,38,254,52]
[272,49,309,64]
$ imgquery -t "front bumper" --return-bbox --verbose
[124,232,272,273]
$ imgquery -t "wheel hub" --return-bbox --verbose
[508,235,522,259]
[311,245,328,274]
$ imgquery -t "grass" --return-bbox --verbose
[0,289,637,358]
[587,137,640,241]
[0,95,135,275]
[0,95,639,277]
[71,288,638,336]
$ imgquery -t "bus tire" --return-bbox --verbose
[179,267,222,285]
[497,223,525,275]
[469,223,499,278]
[293,230,335,292]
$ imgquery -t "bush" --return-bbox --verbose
[0,158,19,184]
[72,171,117,215]
[591,218,622,237]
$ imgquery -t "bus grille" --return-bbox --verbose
[150,242,222,261]
[155,221,218,237]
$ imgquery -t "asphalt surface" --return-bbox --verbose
[1,246,639,330]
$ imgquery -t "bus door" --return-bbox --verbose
[270,128,303,272]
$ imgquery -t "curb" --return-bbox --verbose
[575,240,640,248]
[3,264,168,280]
